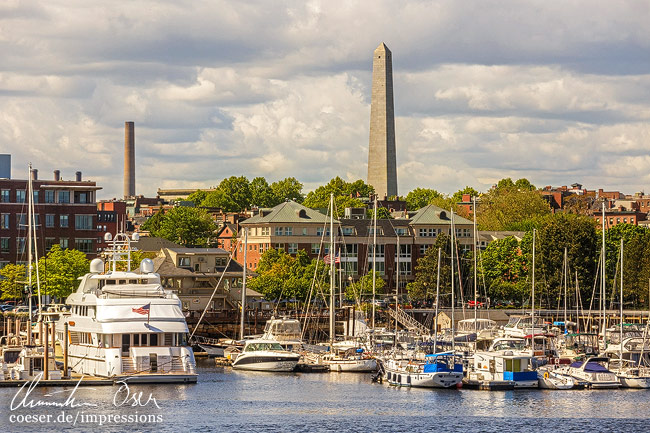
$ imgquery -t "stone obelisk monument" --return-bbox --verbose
[367,42,397,199]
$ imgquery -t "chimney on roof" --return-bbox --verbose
[75,171,82,181]
[31,168,38,180]
[54,170,60,181]
[124,121,135,199]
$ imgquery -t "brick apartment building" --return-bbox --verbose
[96,200,130,252]
[0,169,101,268]
[237,201,474,295]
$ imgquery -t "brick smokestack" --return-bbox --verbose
[124,121,135,198]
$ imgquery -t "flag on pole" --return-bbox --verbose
[132,303,151,323]
[324,251,340,264]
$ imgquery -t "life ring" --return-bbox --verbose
[543,372,549,379]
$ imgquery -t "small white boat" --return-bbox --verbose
[537,367,575,390]
[556,357,620,389]
[231,339,300,372]
[323,348,377,372]
[384,352,463,388]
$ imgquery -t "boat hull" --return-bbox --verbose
[618,375,650,388]
[232,354,299,372]
[386,370,463,388]
[325,358,377,372]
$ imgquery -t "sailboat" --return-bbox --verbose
[610,238,650,388]
[323,194,377,372]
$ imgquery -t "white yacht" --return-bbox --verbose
[555,357,620,389]
[231,339,300,372]
[56,233,197,383]
[262,316,304,352]
[384,352,463,388]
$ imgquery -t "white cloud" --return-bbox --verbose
[0,0,649,199]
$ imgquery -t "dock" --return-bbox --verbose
[295,363,330,373]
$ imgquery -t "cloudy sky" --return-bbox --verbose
[1,1,649,199]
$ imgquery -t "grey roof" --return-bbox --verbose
[339,218,411,238]
[132,236,181,252]
[410,205,472,225]
[154,248,246,277]
[241,200,335,225]
[168,247,230,254]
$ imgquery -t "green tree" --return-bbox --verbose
[452,186,480,202]
[303,177,373,218]
[187,189,208,207]
[271,177,304,203]
[38,245,89,300]
[405,188,443,210]
[0,263,26,300]
[141,209,166,235]
[346,271,386,301]
[250,177,278,208]
[407,234,455,305]
[479,235,531,306]
[477,187,551,231]
[202,176,252,211]
[157,207,217,246]
[514,178,536,191]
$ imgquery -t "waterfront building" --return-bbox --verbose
[0,168,101,267]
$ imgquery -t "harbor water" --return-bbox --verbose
[2,358,649,432]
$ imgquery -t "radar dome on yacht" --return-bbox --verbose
[90,258,105,273]
[140,258,154,274]
[132,232,140,242]
[104,232,112,242]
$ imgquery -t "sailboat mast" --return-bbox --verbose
[433,247,441,353]
[395,234,399,343]
[601,202,606,339]
[27,164,33,323]
[329,193,335,348]
[239,228,248,340]
[564,247,569,329]
[532,228,536,336]
[372,196,377,330]
[451,210,455,354]
[619,238,623,365]
[473,196,477,334]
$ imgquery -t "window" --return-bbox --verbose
[17,213,26,228]
[32,190,39,204]
[75,238,93,253]
[395,227,408,236]
[16,190,26,203]
[419,244,431,255]
[215,257,227,268]
[344,261,358,274]
[285,227,293,236]
[0,238,9,253]
[58,190,70,203]
[44,190,55,203]
[418,228,438,237]
[398,261,412,275]
[45,214,55,228]
[288,243,298,254]
[60,238,69,249]
[344,243,358,258]
[178,257,190,267]
[316,227,330,236]
[45,238,57,252]
[302,228,307,235]
[396,244,411,258]
[261,227,270,236]
[456,228,471,238]
[311,243,320,254]
[0,189,9,203]
[75,214,94,230]
[76,192,88,204]
[368,244,385,258]
[274,243,285,250]
[368,227,383,235]
[342,227,355,235]
[368,261,385,275]
[17,237,26,254]
[274,227,284,236]
[0,214,8,229]
[60,214,69,228]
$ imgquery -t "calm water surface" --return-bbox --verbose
[1,358,649,432]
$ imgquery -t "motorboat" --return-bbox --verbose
[384,352,463,388]
[56,232,197,383]
[466,350,538,389]
[231,339,300,372]
[555,357,620,389]
[262,316,304,352]
[323,347,378,372]
[10,346,60,380]
[503,315,548,338]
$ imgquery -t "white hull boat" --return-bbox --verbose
[232,340,300,372]
[537,368,575,390]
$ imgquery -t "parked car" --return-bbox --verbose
[0,304,15,312]
[467,300,485,308]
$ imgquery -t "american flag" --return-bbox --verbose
[324,251,340,264]
[132,303,151,315]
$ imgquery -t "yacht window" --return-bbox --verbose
[149,334,158,346]
[141,334,148,346]
[134,334,140,345]
[106,280,115,285]
[129,279,137,284]
[33,358,43,371]
[119,280,126,284]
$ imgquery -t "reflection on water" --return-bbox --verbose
[1,358,648,432]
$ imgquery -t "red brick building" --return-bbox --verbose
[96,200,129,252]
[0,169,101,267]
